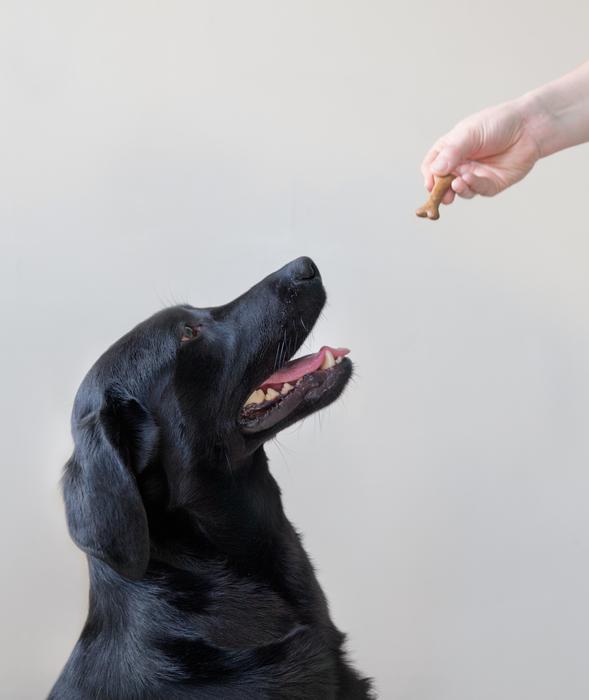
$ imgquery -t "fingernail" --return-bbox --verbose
[431,155,448,174]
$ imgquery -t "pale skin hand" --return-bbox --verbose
[421,61,589,205]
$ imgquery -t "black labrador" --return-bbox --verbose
[50,257,373,699]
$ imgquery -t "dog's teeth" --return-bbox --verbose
[335,356,342,364]
[320,350,336,370]
[281,382,294,395]
[245,389,265,406]
[265,388,280,401]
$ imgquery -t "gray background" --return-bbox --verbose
[2,2,589,698]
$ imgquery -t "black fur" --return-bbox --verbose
[50,257,374,699]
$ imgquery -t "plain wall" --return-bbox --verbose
[2,2,589,698]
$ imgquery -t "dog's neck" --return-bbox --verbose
[132,445,290,580]
[188,445,289,556]
[86,444,321,628]
[69,443,340,700]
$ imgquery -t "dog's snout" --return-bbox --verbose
[289,256,320,283]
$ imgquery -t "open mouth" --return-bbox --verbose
[239,346,351,435]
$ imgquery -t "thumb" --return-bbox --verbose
[430,125,479,175]
[430,144,469,176]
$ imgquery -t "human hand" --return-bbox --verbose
[420,98,544,205]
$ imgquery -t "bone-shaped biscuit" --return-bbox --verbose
[416,174,454,220]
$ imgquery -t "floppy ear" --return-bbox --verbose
[63,394,158,580]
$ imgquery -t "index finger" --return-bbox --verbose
[420,147,439,191]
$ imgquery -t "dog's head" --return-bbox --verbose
[63,258,352,580]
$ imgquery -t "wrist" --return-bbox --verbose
[514,91,556,159]
[518,62,589,157]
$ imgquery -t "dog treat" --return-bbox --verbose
[416,174,454,221]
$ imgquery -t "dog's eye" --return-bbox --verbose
[181,324,200,342]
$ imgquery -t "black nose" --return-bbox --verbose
[289,256,319,282]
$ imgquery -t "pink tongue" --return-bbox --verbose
[261,346,350,389]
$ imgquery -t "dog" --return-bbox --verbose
[49,257,373,699]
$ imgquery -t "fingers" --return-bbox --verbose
[421,171,492,209]
[420,125,484,204]
[451,176,476,200]
[421,146,467,193]
[441,187,455,205]
[421,121,480,190]
[439,177,475,206]
[430,144,466,176]
[417,170,474,208]
[420,108,514,205]
[420,148,438,191]
[457,169,500,197]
